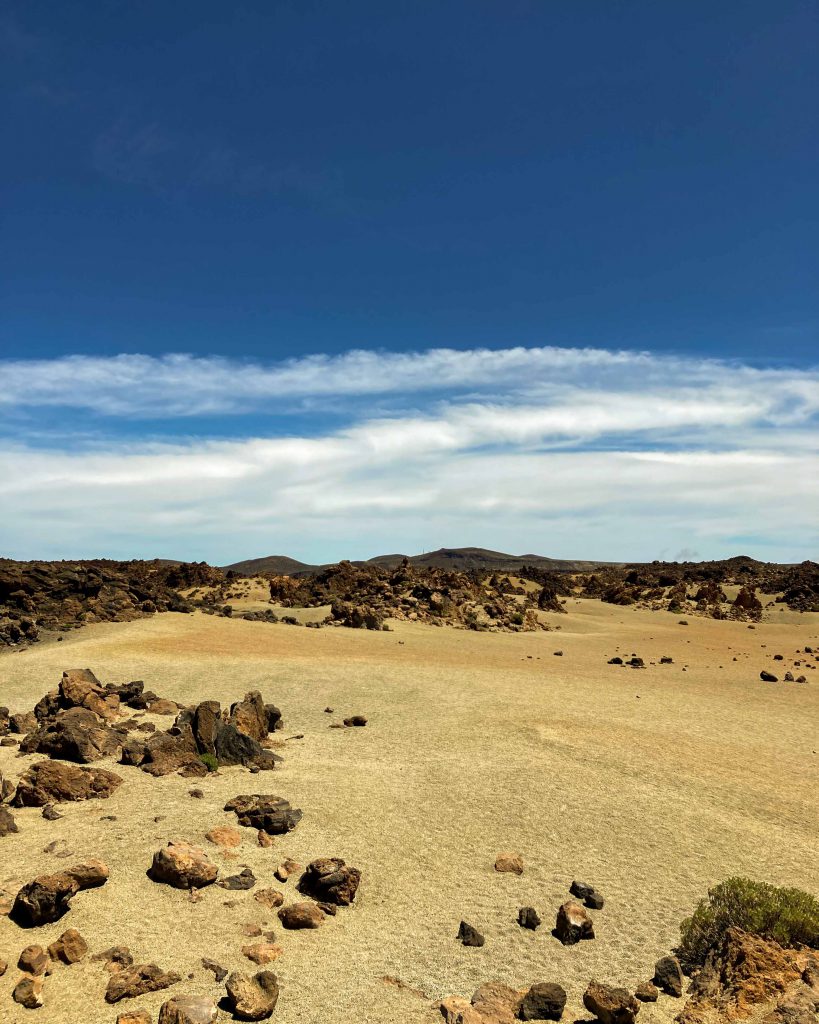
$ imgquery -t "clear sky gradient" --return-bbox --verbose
[1,2,817,563]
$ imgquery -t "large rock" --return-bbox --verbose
[653,955,684,997]
[225,970,280,1020]
[0,805,18,837]
[554,900,594,945]
[48,927,88,964]
[158,994,218,1023]
[494,852,524,875]
[229,691,269,742]
[519,982,567,1021]
[297,857,361,906]
[106,963,182,1003]
[214,722,279,769]
[148,841,218,889]
[11,859,109,927]
[192,701,221,755]
[13,760,123,806]
[583,982,639,1024]
[224,794,302,834]
[20,707,123,763]
[13,974,45,1008]
[59,669,121,721]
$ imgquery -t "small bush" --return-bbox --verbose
[677,877,819,970]
[198,753,219,772]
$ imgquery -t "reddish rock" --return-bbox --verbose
[148,841,218,889]
[583,981,640,1024]
[13,760,123,806]
[11,859,109,926]
[225,970,280,1020]
[13,974,45,1008]
[494,852,524,875]
[105,963,182,1003]
[48,927,88,964]
[278,902,325,929]
[18,944,49,975]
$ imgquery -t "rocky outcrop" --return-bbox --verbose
[20,706,124,763]
[676,928,819,1024]
[13,760,123,806]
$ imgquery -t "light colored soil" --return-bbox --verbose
[1,601,818,1024]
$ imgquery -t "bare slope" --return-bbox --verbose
[1,602,817,1023]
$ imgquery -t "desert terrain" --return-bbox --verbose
[1,594,818,1023]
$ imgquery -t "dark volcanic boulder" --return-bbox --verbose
[11,859,109,926]
[214,722,279,769]
[0,805,19,836]
[20,707,123,763]
[653,955,684,997]
[520,982,567,1021]
[13,760,123,806]
[297,857,361,906]
[554,901,595,945]
[224,794,302,834]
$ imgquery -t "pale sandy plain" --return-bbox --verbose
[1,597,818,1024]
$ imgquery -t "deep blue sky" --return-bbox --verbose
[1,0,817,364]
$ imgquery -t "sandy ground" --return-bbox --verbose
[1,601,818,1023]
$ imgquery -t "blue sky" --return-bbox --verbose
[1,2,817,562]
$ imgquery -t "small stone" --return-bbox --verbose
[13,975,45,1009]
[760,671,778,682]
[218,866,256,891]
[158,994,218,1023]
[254,888,285,909]
[19,945,50,975]
[519,982,567,1020]
[517,906,541,930]
[48,928,88,964]
[635,982,659,1002]
[242,942,283,965]
[274,858,301,882]
[148,841,218,889]
[257,831,274,848]
[42,804,61,820]
[457,920,485,947]
[278,902,325,929]
[343,715,367,727]
[205,826,242,848]
[105,963,182,1003]
[202,958,228,982]
[116,1011,152,1024]
[494,851,524,875]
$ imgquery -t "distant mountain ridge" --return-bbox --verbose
[223,547,618,577]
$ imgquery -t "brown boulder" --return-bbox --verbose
[653,955,684,997]
[297,857,361,905]
[254,889,285,909]
[634,983,658,1002]
[18,944,49,975]
[494,852,524,875]
[21,706,123,763]
[554,900,594,944]
[48,927,88,963]
[583,982,640,1024]
[13,974,45,1008]
[11,859,109,926]
[229,691,269,742]
[148,841,218,889]
[158,995,218,1024]
[0,805,18,837]
[13,760,123,806]
[242,942,283,965]
[225,970,280,1020]
[60,668,121,721]
[105,963,182,1003]
[278,902,325,929]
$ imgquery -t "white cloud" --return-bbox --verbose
[0,345,817,562]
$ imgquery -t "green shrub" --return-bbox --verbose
[198,753,219,772]
[677,877,819,970]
